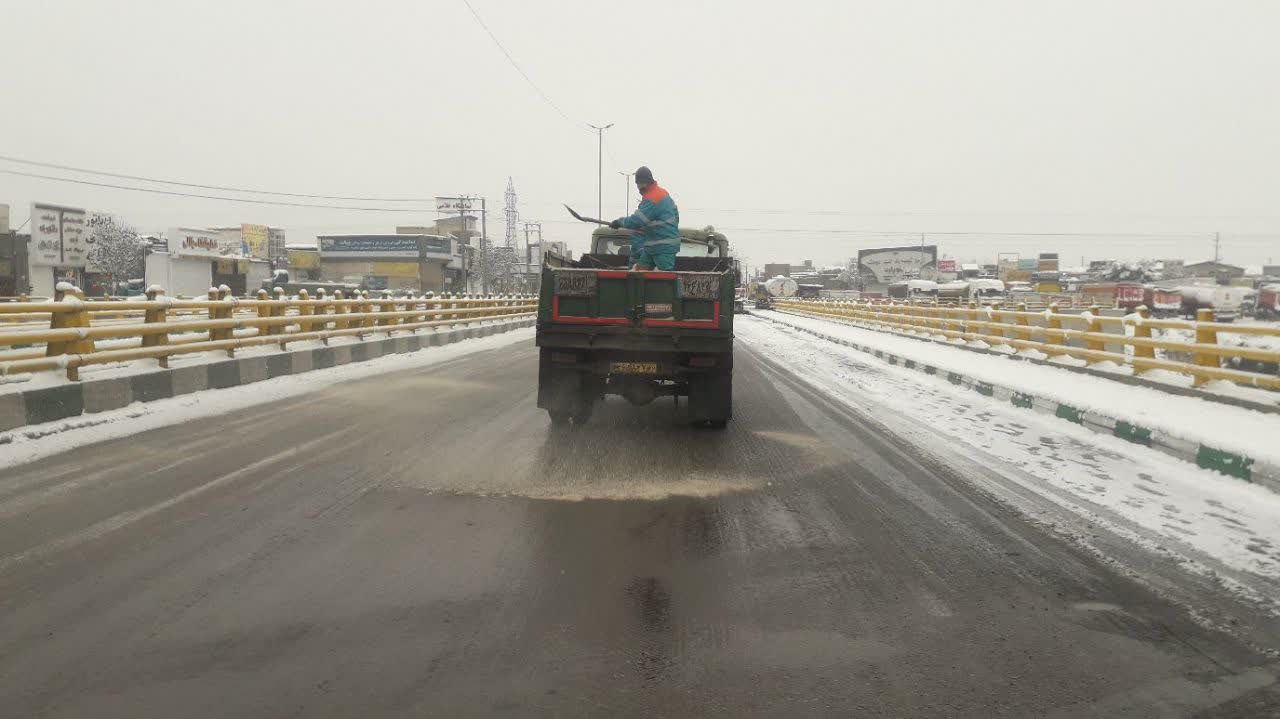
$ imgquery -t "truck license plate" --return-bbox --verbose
[611,362,658,375]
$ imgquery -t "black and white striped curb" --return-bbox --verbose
[759,312,1280,494]
[0,318,535,435]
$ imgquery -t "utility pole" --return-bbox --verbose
[619,171,634,215]
[523,221,542,264]
[1214,232,1221,263]
[588,122,613,221]
[479,197,488,295]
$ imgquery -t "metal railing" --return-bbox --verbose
[773,298,1280,391]
[0,285,536,380]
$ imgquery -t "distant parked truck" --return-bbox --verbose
[1178,285,1248,322]
[968,278,1005,301]
[764,276,798,299]
[1142,286,1183,317]
[1081,282,1144,310]
[887,279,938,300]
[1256,284,1280,320]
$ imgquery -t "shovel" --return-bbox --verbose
[563,204,612,226]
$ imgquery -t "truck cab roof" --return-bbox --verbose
[590,226,730,258]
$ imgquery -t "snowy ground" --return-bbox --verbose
[765,309,1280,464]
[737,315,1280,611]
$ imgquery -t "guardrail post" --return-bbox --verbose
[332,290,347,333]
[1085,303,1104,352]
[315,288,329,332]
[206,288,220,344]
[1132,305,1154,359]
[1015,302,1030,343]
[297,289,314,334]
[216,285,235,356]
[143,285,170,368]
[47,284,93,380]
[270,287,287,341]
[1045,303,1064,356]
[255,289,272,340]
[1193,308,1219,385]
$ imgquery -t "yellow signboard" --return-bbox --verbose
[288,249,319,269]
[242,223,270,259]
[372,261,420,278]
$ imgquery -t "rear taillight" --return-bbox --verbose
[689,356,717,367]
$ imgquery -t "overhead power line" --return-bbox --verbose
[0,154,434,202]
[460,0,577,126]
[0,169,430,212]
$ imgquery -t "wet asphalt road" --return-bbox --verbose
[1,326,1278,718]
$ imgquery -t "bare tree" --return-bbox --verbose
[87,213,146,293]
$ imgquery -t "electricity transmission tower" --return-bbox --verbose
[504,177,519,252]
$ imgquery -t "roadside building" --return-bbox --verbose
[145,227,269,297]
[286,246,321,281]
[1183,260,1245,281]
[0,231,29,296]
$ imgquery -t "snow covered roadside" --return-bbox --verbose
[0,327,535,471]
[737,316,1280,606]
[765,309,1280,469]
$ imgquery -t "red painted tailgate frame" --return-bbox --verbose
[549,270,723,329]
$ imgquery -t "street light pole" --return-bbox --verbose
[619,171,634,215]
[588,122,613,221]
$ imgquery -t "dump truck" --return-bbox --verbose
[536,227,736,427]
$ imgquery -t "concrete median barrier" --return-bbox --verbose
[0,318,536,433]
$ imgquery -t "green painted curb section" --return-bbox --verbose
[1114,421,1153,447]
[924,366,937,375]
[1197,445,1254,481]
[975,381,994,397]
[1055,404,1085,424]
[1011,392,1035,409]
[904,359,916,370]
[948,372,963,386]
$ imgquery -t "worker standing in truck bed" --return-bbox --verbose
[609,166,680,271]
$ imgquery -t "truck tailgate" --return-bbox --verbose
[545,268,728,330]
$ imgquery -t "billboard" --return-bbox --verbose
[318,235,420,258]
[371,262,420,278]
[435,197,474,212]
[856,245,938,287]
[936,259,957,273]
[421,235,452,257]
[170,227,226,258]
[30,203,88,267]
[287,248,319,269]
[242,223,269,258]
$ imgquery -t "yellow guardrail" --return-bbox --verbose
[0,285,537,380]
[773,298,1280,391]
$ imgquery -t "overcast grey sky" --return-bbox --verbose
[2,0,1277,269]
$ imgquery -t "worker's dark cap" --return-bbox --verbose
[635,166,654,184]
